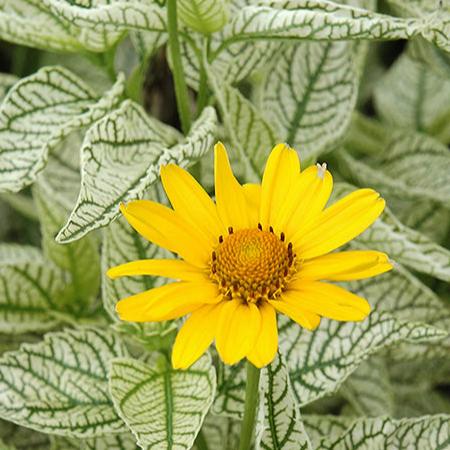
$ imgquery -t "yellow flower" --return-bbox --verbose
[108,143,392,369]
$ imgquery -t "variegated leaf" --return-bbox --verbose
[223,1,424,44]
[109,354,216,450]
[321,415,450,449]
[374,52,450,142]
[0,328,128,437]
[178,0,228,33]
[340,132,450,207]
[257,354,312,450]
[0,66,125,193]
[56,104,216,243]
[34,183,100,314]
[302,415,353,449]
[0,244,65,334]
[340,355,394,416]
[281,311,445,407]
[214,312,444,419]
[51,433,139,450]
[258,41,357,161]
[0,0,166,53]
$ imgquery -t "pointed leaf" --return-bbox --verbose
[109,355,216,450]
[56,104,216,243]
[258,354,312,450]
[0,66,125,193]
[0,328,129,437]
[321,415,450,449]
[259,41,357,160]
[0,244,65,334]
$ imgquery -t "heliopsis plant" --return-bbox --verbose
[0,0,449,449]
[108,143,391,372]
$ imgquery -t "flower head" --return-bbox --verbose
[107,143,392,369]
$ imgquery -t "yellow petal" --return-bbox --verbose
[115,281,220,322]
[107,259,207,282]
[286,280,371,321]
[297,251,393,281]
[161,164,226,243]
[292,189,385,259]
[243,183,261,228]
[259,144,300,231]
[214,142,251,231]
[216,300,261,365]
[269,298,320,330]
[247,302,278,368]
[120,200,211,267]
[279,164,333,241]
[172,303,223,370]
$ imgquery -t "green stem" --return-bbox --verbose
[167,0,192,134]
[238,361,261,450]
[194,429,209,450]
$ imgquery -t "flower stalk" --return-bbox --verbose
[167,0,192,134]
[238,361,261,450]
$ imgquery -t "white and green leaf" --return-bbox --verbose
[281,311,445,407]
[34,183,100,313]
[374,52,450,142]
[0,244,65,334]
[302,415,353,449]
[109,354,216,450]
[321,415,450,449]
[340,355,395,417]
[178,0,229,34]
[257,354,312,450]
[0,66,125,193]
[0,328,128,437]
[258,41,357,161]
[56,104,216,243]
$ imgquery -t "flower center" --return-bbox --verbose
[210,227,297,302]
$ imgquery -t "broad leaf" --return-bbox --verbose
[0,244,65,334]
[281,312,445,406]
[340,132,450,208]
[0,0,166,53]
[109,354,216,450]
[374,52,450,142]
[258,354,311,450]
[258,41,357,160]
[224,1,424,45]
[340,355,394,416]
[321,415,450,449]
[56,104,217,243]
[51,433,139,450]
[0,66,125,193]
[0,328,128,437]
[213,312,444,418]
[34,183,100,313]
[302,415,353,449]
[178,0,228,33]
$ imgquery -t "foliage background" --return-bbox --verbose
[0,0,449,449]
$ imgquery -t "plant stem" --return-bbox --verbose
[167,0,192,134]
[238,361,261,450]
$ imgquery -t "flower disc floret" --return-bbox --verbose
[210,227,296,302]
